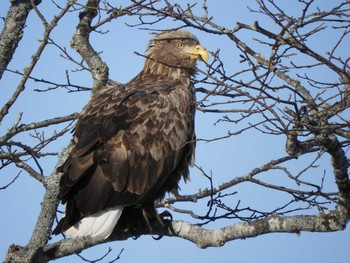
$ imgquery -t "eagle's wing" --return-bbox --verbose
[56,82,195,229]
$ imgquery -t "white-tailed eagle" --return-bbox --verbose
[53,29,208,240]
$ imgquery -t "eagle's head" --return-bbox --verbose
[144,29,208,79]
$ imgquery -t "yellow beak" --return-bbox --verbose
[181,44,209,62]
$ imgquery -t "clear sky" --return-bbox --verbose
[0,1,349,262]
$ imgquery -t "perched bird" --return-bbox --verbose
[52,29,208,240]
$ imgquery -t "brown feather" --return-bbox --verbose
[53,30,204,235]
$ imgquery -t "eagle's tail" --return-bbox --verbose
[63,206,124,240]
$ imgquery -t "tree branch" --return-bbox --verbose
[43,209,347,259]
[0,0,42,80]
[71,0,109,93]
[0,0,76,123]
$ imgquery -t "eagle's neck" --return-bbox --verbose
[142,58,195,86]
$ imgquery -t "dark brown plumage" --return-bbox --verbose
[53,30,208,240]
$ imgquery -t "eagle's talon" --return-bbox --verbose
[159,210,173,221]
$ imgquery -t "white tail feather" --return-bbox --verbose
[64,206,124,240]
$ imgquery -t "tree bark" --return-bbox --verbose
[0,0,42,80]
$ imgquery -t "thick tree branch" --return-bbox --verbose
[322,135,350,215]
[0,0,42,80]
[43,209,347,259]
[71,0,109,93]
[5,144,72,263]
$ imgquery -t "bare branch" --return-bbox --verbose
[43,209,347,258]
[0,0,76,123]
[71,0,109,93]
[0,0,42,80]
[0,172,20,190]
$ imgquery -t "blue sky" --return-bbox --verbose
[0,0,349,262]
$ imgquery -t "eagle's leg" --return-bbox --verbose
[158,210,173,221]
[141,206,177,238]
[158,210,177,236]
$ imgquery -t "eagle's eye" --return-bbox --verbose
[177,42,185,48]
